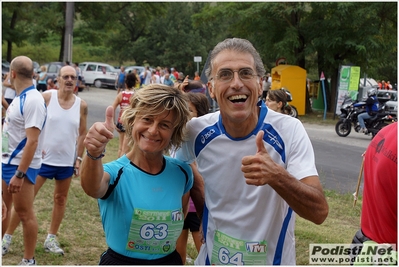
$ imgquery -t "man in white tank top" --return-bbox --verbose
[2,65,88,257]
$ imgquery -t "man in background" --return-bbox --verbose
[2,56,47,265]
[116,66,126,93]
[352,122,397,264]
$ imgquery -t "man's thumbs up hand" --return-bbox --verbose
[241,130,280,186]
[255,130,267,154]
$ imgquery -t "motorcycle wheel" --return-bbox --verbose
[335,119,352,137]
[289,106,298,118]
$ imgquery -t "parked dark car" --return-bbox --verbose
[2,60,10,80]
[36,62,64,82]
[33,61,40,71]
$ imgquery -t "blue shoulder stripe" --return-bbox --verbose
[20,93,26,116]
[194,122,220,157]
[260,123,286,163]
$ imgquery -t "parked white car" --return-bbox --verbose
[125,65,145,76]
[79,62,118,88]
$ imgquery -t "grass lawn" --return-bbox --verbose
[2,120,362,265]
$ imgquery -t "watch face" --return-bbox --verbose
[15,170,25,178]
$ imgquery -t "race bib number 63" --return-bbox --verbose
[126,208,183,254]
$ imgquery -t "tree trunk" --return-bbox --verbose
[63,2,74,63]
[58,2,67,62]
[330,67,339,116]
[7,10,18,62]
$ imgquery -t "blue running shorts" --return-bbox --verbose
[39,164,74,180]
[2,163,40,185]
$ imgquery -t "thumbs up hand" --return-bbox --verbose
[84,106,115,158]
[241,130,282,186]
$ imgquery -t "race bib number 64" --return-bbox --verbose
[211,230,268,265]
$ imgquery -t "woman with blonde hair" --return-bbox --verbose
[37,65,47,92]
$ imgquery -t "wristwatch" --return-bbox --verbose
[15,170,26,179]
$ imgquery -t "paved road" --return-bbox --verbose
[303,123,369,194]
[79,87,371,194]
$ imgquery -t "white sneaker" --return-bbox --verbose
[44,237,64,255]
[2,234,12,256]
[186,256,194,264]
[18,258,36,266]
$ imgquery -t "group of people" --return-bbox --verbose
[80,37,329,265]
[116,64,206,94]
[2,37,395,266]
[2,56,87,265]
[377,79,395,90]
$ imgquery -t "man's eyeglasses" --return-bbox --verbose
[61,75,77,81]
[212,68,257,82]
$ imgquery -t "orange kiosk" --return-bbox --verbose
[270,65,307,116]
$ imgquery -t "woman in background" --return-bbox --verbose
[265,88,292,115]
[37,65,48,92]
[176,92,209,264]
[111,73,137,157]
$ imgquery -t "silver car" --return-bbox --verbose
[377,89,397,116]
[79,62,118,88]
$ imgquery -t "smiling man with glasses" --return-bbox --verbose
[176,38,329,265]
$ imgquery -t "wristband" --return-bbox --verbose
[86,150,105,160]
[76,156,83,162]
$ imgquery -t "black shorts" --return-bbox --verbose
[117,82,126,89]
[37,83,47,92]
[99,247,183,265]
[183,212,200,232]
[116,122,125,132]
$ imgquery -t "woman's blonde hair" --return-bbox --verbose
[121,84,190,152]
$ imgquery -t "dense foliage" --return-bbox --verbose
[2,2,397,111]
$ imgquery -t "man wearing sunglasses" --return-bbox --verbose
[3,65,88,258]
[176,38,328,265]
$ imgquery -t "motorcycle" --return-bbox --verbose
[335,96,393,138]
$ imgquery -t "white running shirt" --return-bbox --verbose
[2,85,46,168]
[176,101,318,265]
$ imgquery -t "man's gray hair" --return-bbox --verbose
[205,38,266,80]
